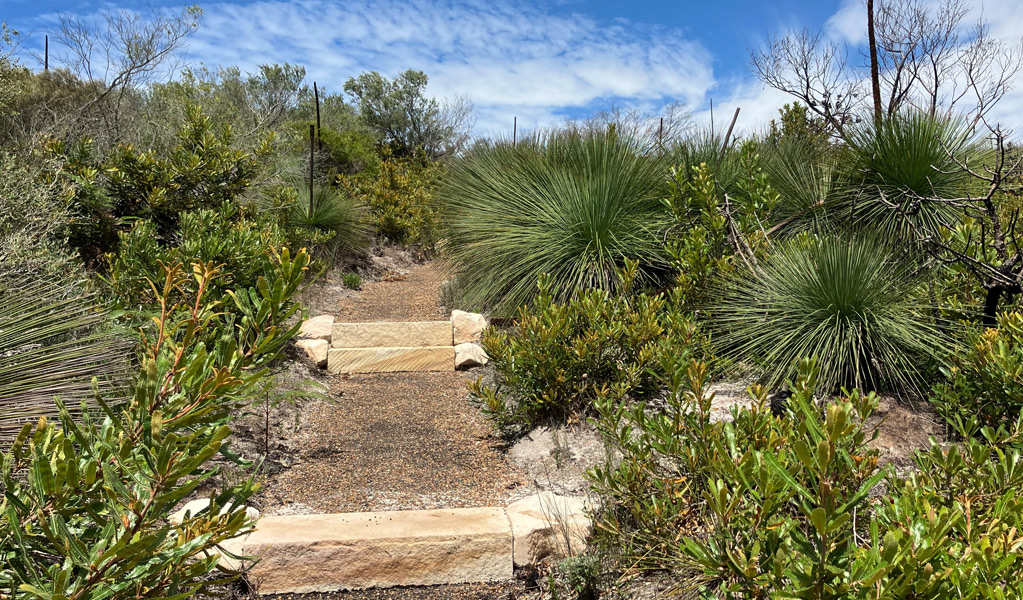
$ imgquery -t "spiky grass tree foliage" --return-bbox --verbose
[0,279,126,440]
[763,137,843,236]
[840,111,983,241]
[440,129,670,314]
[290,185,371,256]
[715,235,950,393]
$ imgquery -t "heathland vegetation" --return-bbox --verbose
[2,0,1023,598]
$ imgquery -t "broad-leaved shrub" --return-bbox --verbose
[0,248,310,599]
[470,262,707,439]
[932,311,1023,436]
[589,357,1023,598]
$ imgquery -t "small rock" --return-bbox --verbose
[452,310,488,344]
[506,492,592,567]
[296,338,329,368]
[299,315,335,341]
[170,498,260,525]
[455,342,488,369]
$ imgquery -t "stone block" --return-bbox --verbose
[331,321,453,348]
[296,338,329,368]
[299,315,335,341]
[240,508,513,593]
[451,310,488,344]
[506,492,592,567]
[327,347,455,373]
[455,342,488,369]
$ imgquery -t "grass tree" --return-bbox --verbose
[714,234,951,394]
[0,279,127,441]
[440,128,671,314]
[838,111,983,242]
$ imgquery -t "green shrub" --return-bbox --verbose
[470,263,706,439]
[337,153,441,246]
[663,141,778,308]
[932,311,1023,435]
[343,272,362,290]
[104,201,289,312]
[104,104,270,238]
[590,357,1023,597]
[714,234,950,393]
[440,128,671,315]
[0,150,79,279]
[0,248,311,598]
[839,111,983,242]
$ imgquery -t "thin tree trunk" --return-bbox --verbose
[867,0,883,124]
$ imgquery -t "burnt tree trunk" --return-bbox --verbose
[984,287,1002,328]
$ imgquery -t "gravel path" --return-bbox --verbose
[259,371,526,513]
[257,261,526,515]
[266,581,528,600]
[336,262,448,322]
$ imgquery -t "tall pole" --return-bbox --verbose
[721,107,740,158]
[309,124,315,214]
[44,35,48,71]
[513,116,517,146]
[659,116,664,145]
[313,81,322,151]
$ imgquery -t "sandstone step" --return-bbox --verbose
[331,321,453,348]
[327,346,455,373]
[239,508,513,594]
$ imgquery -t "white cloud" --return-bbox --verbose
[175,0,716,133]
[826,0,865,45]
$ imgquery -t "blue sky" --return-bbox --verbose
[4,0,1023,134]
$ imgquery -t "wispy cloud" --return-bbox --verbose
[178,0,715,134]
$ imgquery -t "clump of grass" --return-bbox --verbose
[714,234,950,394]
[439,128,670,315]
[342,272,362,290]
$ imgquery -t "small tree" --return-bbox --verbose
[343,69,473,159]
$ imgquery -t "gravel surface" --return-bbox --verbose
[257,371,527,513]
[264,581,529,600]
[335,262,448,322]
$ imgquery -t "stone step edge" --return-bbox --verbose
[191,495,592,595]
[326,346,456,373]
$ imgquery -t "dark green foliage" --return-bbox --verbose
[320,126,379,177]
[715,234,950,393]
[0,279,127,440]
[663,140,779,308]
[104,104,270,238]
[104,202,288,311]
[470,264,706,439]
[932,311,1023,436]
[441,129,671,315]
[839,111,983,242]
[0,248,311,599]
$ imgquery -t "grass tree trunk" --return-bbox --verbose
[985,287,1002,329]
[867,0,883,123]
